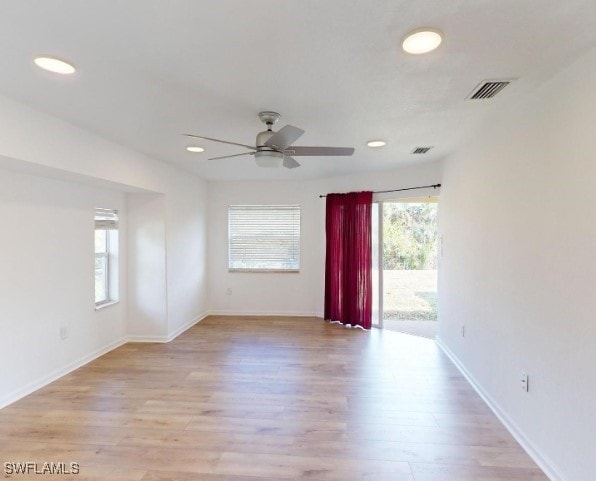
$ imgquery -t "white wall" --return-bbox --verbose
[0,94,208,406]
[0,93,209,339]
[208,179,321,316]
[165,180,209,335]
[207,161,442,316]
[438,49,596,481]
[0,168,127,406]
[127,193,167,339]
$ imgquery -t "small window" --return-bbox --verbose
[95,208,119,306]
[228,205,300,272]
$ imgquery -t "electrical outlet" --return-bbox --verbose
[226,288,232,296]
[521,372,529,392]
[60,327,68,340]
[460,324,465,337]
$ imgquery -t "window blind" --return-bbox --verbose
[95,208,119,230]
[228,205,300,271]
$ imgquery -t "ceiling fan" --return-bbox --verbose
[184,111,355,169]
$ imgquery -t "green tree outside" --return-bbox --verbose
[383,202,438,270]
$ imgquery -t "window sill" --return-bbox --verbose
[228,269,300,273]
[95,300,119,311]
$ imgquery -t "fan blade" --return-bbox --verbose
[285,146,355,156]
[208,152,254,161]
[183,134,256,150]
[283,156,301,169]
[265,125,305,150]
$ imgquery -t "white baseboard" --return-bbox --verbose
[165,311,209,341]
[125,334,169,343]
[127,312,209,343]
[436,337,564,481]
[0,337,127,410]
[0,313,210,409]
[208,310,319,318]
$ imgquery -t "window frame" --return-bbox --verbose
[94,229,110,306]
[228,204,301,273]
[94,208,119,309]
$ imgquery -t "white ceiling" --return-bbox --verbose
[0,1,595,181]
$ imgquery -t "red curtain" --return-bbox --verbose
[324,191,373,329]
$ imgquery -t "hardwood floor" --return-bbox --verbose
[0,316,548,480]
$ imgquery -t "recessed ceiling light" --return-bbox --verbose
[402,29,443,55]
[34,56,76,74]
[367,140,386,148]
[186,146,205,153]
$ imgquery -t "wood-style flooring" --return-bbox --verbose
[0,316,548,480]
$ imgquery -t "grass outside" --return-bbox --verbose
[383,269,437,321]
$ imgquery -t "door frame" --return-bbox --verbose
[372,201,384,329]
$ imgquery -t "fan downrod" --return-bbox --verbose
[258,111,281,131]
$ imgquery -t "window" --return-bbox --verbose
[95,208,118,306]
[228,205,300,271]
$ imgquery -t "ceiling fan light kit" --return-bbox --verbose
[255,150,284,168]
[184,112,355,170]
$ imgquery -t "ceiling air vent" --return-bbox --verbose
[412,146,433,154]
[468,80,513,100]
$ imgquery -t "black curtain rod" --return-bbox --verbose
[318,183,441,198]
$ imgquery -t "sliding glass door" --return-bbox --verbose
[372,199,439,337]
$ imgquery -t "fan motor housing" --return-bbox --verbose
[256,130,275,147]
